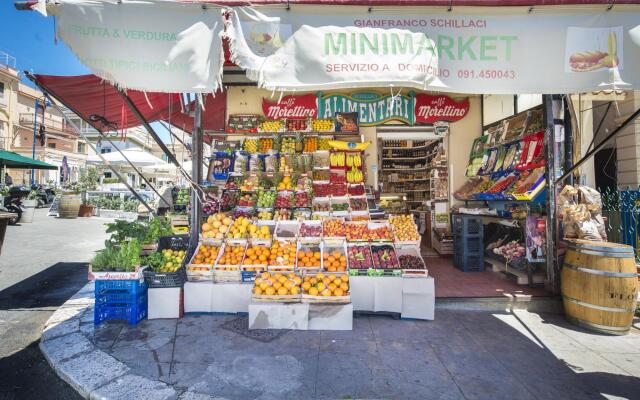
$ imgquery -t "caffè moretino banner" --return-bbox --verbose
[227,7,640,94]
[44,0,225,93]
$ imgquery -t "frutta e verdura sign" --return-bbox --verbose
[317,92,414,126]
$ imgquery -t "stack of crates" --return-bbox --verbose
[453,215,485,272]
[94,279,148,326]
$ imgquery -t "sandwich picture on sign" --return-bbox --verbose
[335,112,359,133]
[565,27,623,73]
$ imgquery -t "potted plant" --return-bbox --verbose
[90,239,143,279]
[77,167,100,217]
[21,190,39,223]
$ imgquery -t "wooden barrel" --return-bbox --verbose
[561,239,638,335]
[58,193,81,219]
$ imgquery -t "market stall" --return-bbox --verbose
[21,0,640,330]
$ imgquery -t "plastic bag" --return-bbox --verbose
[578,186,602,213]
[577,219,604,241]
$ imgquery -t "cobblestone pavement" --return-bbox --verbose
[42,282,640,400]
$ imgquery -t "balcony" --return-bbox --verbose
[19,113,78,136]
[0,51,16,71]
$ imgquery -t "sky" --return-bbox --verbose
[0,2,172,141]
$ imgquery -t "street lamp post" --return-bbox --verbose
[31,98,38,185]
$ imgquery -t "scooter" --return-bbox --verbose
[1,195,23,225]
[30,184,55,208]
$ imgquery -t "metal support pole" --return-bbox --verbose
[189,100,203,249]
[543,94,560,295]
[31,98,38,185]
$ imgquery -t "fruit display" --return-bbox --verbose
[281,137,296,154]
[311,119,333,132]
[189,244,221,266]
[303,137,317,152]
[268,240,298,269]
[330,171,346,184]
[248,223,272,240]
[321,249,348,272]
[331,201,349,212]
[389,215,421,242]
[348,184,365,196]
[233,207,254,219]
[253,271,302,297]
[302,273,349,298]
[216,245,245,269]
[345,153,362,168]
[277,175,293,191]
[274,209,291,221]
[220,191,239,212]
[257,210,273,220]
[312,201,330,212]
[313,169,330,181]
[226,216,252,239]
[243,139,259,154]
[350,214,370,222]
[175,188,190,206]
[318,137,332,150]
[275,192,294,208]
[330,152,346,167]
[296,245,322,269]
[485,173,518,194]
[313,183,330,197]
[202,193,220,215]
[346,167,364,183]
[233,153,248,173]
[240,175,260,191]
[398,254,426,270]
[144,249,186,273]
[258,120,284,132]
[349,197,368,211]
[371,245,400,269]
[201,213,234,240]
[330,184,347,197]
[368,224,393,241]
[264,154,278,173]
[345,223,369,241]
[287,119,307,131]
[242,244,271,270]
[257,190,276,208]
[279,155,294,174]
[299,222,322,238]
[295,192,311,208]
[492,240,526,259]
[259,138,274,152]
[323,218,346,238]
[347,245,373,269]
[238,193,256,207]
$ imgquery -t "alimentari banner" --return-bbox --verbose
[227,7,640,94]
[47,0,224,93]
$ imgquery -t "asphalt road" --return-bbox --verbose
[0,209,110,400]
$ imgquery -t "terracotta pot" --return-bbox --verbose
[78,204,95,217]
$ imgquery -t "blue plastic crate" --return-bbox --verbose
[454,236,484,255]
[454,254,485,272]
[94,293,148,326]
[453,215,483,237]
[95,279,147,297]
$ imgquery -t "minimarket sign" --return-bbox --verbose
[42,1,640,93]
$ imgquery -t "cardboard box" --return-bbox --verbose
[148,287,183,319]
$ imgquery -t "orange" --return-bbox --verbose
[313,252,321,260]
[253,287,263,295]
[277,287,288,296]
[340,283,349,292]
[302,282,311,291]
[290,286,300,295]
[265,287,275,295]
[333,288,344,297]
[309,287,319,296]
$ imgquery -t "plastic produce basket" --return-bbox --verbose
[453,253,485,272]
[143,267,187,288]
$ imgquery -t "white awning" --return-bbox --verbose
[87,149,168,167]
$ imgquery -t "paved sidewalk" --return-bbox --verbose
[41,283,640,400]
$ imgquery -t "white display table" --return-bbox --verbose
[248,302,353,330]
[148,287,183,319]
[183,281,252,313]
[350,276,434,320]
[184,276,435,321]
